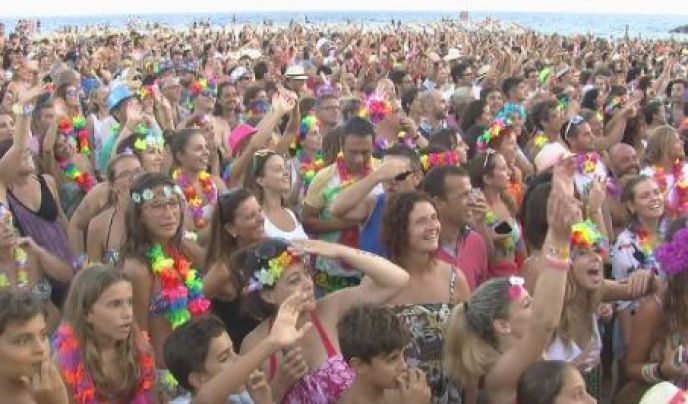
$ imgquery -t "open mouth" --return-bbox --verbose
[422,230,439,241]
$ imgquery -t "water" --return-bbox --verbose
[1,11,688,40]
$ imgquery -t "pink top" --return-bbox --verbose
[436,228,489,290]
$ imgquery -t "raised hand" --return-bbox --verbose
[374,158,411,182]
[247,370,273,404]
[289,239,342,259]
[28,360,68,404]
[269,292,312,348]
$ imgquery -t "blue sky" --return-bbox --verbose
[4,0,688,16]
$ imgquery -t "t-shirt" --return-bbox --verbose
[436,228,489,290]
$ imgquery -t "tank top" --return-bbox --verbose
[359,193,387,258]
[264,209,308,241]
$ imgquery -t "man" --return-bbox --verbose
[502,76,527,105]
[667,79,686,127]
[212,82,240,155]
[303,117,377,294]
[606,143,640,237]
[528,99,566,161]
[642,99,668,137]
[0,113,12,141]
[284,64,309,96]
[331,144,422,257]
[160,76,185,128]
[314,93,341,135]
[418,89,447,138]
[563,115,607,195]
[422,165,489,290]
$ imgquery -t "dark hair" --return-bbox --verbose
[0,138,13,159]
[450,63,471,84]
[521,180,552,250]
[213,82,236,116]
[381,191,437,263]
[121,173,183,263]
[230,238,294,319]
[322,125,344,165]
[384,144,421,172]
[170,128,203,166]
[243,84,265,108]
[580,88,599,112]
[388,69,406,87]
[243,150,280,203]
[164,315,226,392]
[106,153,140,183]
[643,99,664,125]
[343,116,375,140]
[459,100,487,133]
[667,79,687,98]
[299,96,317,117]
[254,61,268,80]
[315,93,338,111]
[0,290,47,335]
[337,304,410,364]
[422,165,470,199]
[501,77,524,97]
[205,188,255,271]
[517,360,573,404]
[530,99,559,131]
[400,88,419,116]
[430,127,458,151]
[479,86,500,101]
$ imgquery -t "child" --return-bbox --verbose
[517,360,596,404]
[337,304,430,404]
[0,290,68,403]
[164,292,311,404]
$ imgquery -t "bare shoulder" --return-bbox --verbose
[240,320,270,354]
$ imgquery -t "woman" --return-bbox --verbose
[429,127,469,166]
[87,87,117,175]
[121,173,211,397]
[204,188,265,347]
[244,149,308,240]
[445,161,579,404]
[545,220,654,399]
[477,119,525,208]
[115,124,165,173]
[53,265,156,403]
[458,100,490,146]
[41,112,96,217]
[55,82,83,119]
[288,114,326,204]
[619,220,688,401]
[517,360,596,404]
[86,153,143,265]
[177,78,217,131]
[468,149,525,277]
[380,191,470,403]
[170,128,225,233]
[237,238,409,403]
[640,125,688,218]
[0,203,72,332]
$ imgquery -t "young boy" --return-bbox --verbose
[0,290,67,404]
[164,292,310,404]
[337,304,431,404]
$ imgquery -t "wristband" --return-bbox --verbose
[544,255,570,271]
[640,363,663,384]
[547,245,570,260]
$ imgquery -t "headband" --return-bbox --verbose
[131,185,183,204]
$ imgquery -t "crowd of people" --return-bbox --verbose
[1,14,688,404]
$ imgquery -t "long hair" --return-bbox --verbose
[381,191,437,265]
[61,265,140,395]
[204,188,255,271]
[556,266,603,346]
[242,150,278,204]
[643,125,678,166]
[445,278,512,381]
[120,173,183,263]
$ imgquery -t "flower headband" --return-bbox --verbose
[58,116,91,156]
[508,276,526,301]
[132,123,164,152]
[366,95,392,125]
[420,150,459,171]
[570,220,608,256]
[496,102,527,122]
[656,227,688,277]
[605,95,628,115]
[477,118,512,151]
[136,85,155,100]
[189,78,217,98]
[245,250,300,294]
[300,115,318,138]
[131,185,183,204]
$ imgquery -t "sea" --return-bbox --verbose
[1,11,688,40]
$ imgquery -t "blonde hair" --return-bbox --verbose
[643,125,678,166]
[62,265,140,395]
[445,278,511,381]
[556,270,603,345]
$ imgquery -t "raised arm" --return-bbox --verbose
[2,86,45,184]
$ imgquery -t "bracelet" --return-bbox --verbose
[546,245,570,260]
[11,103,34,117]
[640,363,663,384]
[544,255,570,271]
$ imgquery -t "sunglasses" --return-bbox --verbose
[483,148,496,168]
[393,170,413,181]
[563,115,585,139]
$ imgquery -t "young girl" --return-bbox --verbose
[53,265,156,403]
[237,238,409,403]
[517,360,596,404]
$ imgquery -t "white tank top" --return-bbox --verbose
[264,209,309,241]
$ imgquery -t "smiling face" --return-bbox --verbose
[227,196,265,244]
[485,153,510,189]
[177,132,210,171]
[0,314,48,381]
[257,154,291,194]
[140,146,163,173]
[261,261,316,312]
[407,201,441,254]
[86,280,134,342]
[628,179,663,220]
[571,250,604,290]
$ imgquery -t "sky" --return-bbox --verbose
[3,0,688,17]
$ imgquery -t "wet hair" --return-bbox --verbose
[422,165,470,200]
[205,188,255,272]
[445,277,514,381]
[170,128,204,166]
[381,191,437,264]
[643,125,679,166]
[343,116,375,140]
[164,314,227,392]
[517,360,575,404]
[0,289,46,336]
[384,144,421,172]
[338,304,411,364]
[230,238,294,319]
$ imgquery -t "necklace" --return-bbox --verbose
[172,169,217,229]
[58,115,91,156]
[323,153,372,203]
[0,247,29,289]
[576,152,600,175]
[295,150,326,190]
[147,244,210,329]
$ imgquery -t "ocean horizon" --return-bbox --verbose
[2,11,688,39]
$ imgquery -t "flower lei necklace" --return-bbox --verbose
[53,324,155,404]
[420,151,459,172]
[0,246,29,289]
[147,244,210,329]
[636,229,657,259]
[57,115,97,193]
[576,152,600,175]
[323,153,373,203]
[172,169,217,229]
[295,149,326,189]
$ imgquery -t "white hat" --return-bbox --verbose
[640,382,686,404]
[444,48,462,62]
[230,66,250,83]
[285,64,308,80]
[534,142,571,173]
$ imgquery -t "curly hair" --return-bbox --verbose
[381,191,437,264]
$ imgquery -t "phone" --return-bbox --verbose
[494,221,513,235]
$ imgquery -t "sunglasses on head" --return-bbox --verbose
[483,148,496,168]
[252,148,275,173]
[563,115,585,139]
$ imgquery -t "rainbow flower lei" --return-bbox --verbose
[245,251,300,294]
[419,150,459,172]
[296,150,326,189]
[58,115,91,156]
[60,160,97,193]
[136,85,155,101]
[477,118,511,151]
[172,169,217,229]
[323,153,373,203]
[576,152,600,175]
[148,244,210,329]
[189,78,217,98]
[366,95,391,125]
[570,220,608,254]
[53,324,154,404]
[605,95,627,115]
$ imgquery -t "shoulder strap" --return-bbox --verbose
[311,311,337,357]
[449,266,458,305]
